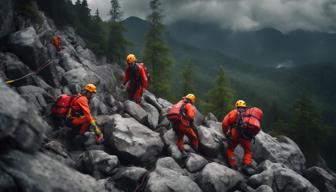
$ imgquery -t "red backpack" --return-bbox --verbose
[237,107,263,139]
[51,94,79,118]
[166,100,188,122]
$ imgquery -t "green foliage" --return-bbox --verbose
[16,1,42,24]
[202,67,234,119]
[181,59,195,95]
[143,0,172,99]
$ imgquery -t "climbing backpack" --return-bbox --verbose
[166,100,188,122]
[236,107,263,139]
[130,63,149,87]
[51,94,80,118]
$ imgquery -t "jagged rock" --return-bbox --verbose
[60,53,82,71]
[194,108,205,126]
[304,166,336,192]
[186,153,208,173]
[43,140,75,168]
[90,97,109,116]
[0,150,107,192]
[205,112,218,122]
[163,129,184,160]
[252,131,306,173]
[106,95,116,107]
[157,98,173,111]
[143,102,159,129]
[0,0,14,38]
[0,168,16,191]
[145,157,201,192]
[255,185,274,192]
[143,90,162,112]
[17,85,54,112]
[0,79,49,152]
[248,160,318,192]
[77,150,119,179]
[62,67,100,90]
[8,27,48,72]
[77,46,97,65]
[124,100,148,124]
[0,52,34,86]
[104,114,164,165]
[110,166,147,191]
[198,162,244,192]
[198,125,224,157]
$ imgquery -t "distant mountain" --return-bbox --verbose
[168,20,336,66]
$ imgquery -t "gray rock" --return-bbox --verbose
[59,53,82,71]
[0,79,49,152]
[110,166,147,191]
[43,140,75,168]
[194,108,205,126]
[143,90,162,112]
[145,157,202,192]
[77,46,97,65]
[205,112,218,122]
[124,100,148,124]
[252,131,306,173]
[77,150,119,179]
[0,0,14,38]
[248,160,318,192]
[105,114,164,165]
[198,125,224,157]
[0,168,16,191]
[304,166,336,192]
[17,85,54,112]
[198,162,244,192]
[255,185,273,192]
[156,157,185,175]
[186,153,208,173]
[9,27,48,73]
[157,98,173,112]
[0,150,107,192]
[143,103,159,129]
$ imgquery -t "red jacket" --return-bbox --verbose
[71,95,94,122]
[179,99,196,127]
[222,109,238,134]
[123,63,148,89]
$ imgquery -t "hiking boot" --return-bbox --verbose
[242,164,257,176]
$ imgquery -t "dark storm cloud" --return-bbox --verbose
[85,0,336,33]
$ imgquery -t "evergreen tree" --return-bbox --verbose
[89,9,108,55]
[181,59,195,95]
[205,67,234,119]
[107,0,127,63]
[143,0,172,98]
[288,95,330,162]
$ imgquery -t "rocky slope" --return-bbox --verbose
[0,1,336,192]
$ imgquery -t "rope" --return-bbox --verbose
[5,59,53,84]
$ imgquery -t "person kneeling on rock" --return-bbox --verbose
[167,94,199,156]
[68,84,104,144]
[222,100,263,175]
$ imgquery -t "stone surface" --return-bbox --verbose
[304,166,336,192]
[186,153,208,173]
[124,100,148,124]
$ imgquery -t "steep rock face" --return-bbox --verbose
[304,166,336,192]
[0,0,15,38]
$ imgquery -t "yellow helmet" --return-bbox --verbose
[185,93,196,104]
[126,54,137,64]
[235,100,246,108]
[84,83,97,93]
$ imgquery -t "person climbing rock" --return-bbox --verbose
[69,84,104,144]
[222,100,263,175]
[167,94,199,155]
[123,54,148,104]
[52,35,62,51]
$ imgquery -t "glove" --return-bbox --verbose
[96,134,104,144]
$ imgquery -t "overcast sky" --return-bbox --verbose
[84,0,336,33]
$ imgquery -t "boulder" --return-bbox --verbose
[248,160,318,192]
[77,150,119,179]
[124,100,148,124]
[198,162,244,192]
[42,140,75,168]
[104,114,164,165]
[0,150,107,192]
[8,27,48,73]
[0,79,49,152]
[198,125,224,157]
[110,166,147,191]
[304,166,336,192]
[145,157,201,192]
[143,90,162,112]
[205,112,218,122]
[17,85,54,112]
[143,102,159,129]
[0,0,14,38]
[185,153,208,173]
[59,53,82,71]
[252,132,306,173]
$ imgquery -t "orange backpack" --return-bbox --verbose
[166,100,188,122]
[237,107,263,138]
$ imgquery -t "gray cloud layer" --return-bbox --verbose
[85,0,336,33]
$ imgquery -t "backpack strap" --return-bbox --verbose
[66,95,82,119]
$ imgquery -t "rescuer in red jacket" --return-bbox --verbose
[123,54,148,104]
[222,100,256,175]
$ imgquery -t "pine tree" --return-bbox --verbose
[181,59,195,95]
[143,0,172,98]
[205,67,234,119]
[89,9,108,55]
[107,0,127,63]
